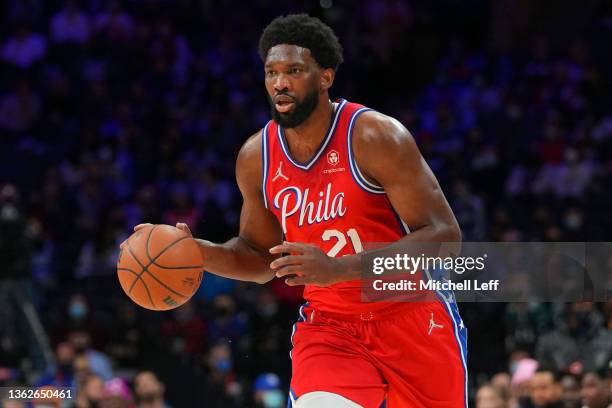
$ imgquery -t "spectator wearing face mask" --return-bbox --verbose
[67,294,89,327]
[253,373,284,408]
[202,342,241,407]
[133,371,172,408]
[580,371,611,408]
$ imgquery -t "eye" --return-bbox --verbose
[266,70,277,78]
[290,68,302,74]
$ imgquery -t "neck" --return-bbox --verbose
[282,95,334,162]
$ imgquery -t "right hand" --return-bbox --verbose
[133,222,193,237]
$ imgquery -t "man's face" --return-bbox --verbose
[475,385,504,408]
[264,44,326,128]
[580,373,610,408]
[134,371,164,405]
[84,376,104,402]
[531,372,561,407]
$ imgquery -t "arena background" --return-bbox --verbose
[0,0,611,407]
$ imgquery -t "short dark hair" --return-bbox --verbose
[535,367,563,383]
[258,14,344,71]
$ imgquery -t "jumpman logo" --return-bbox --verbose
[428,313,444,335]
[272,161,289,182]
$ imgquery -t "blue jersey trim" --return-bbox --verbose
[423,268,469,408]
[347,108,386,194]
[261,122,271,209]
[277,99,347,170]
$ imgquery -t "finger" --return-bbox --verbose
[275,265,304,278]
[269,241,312,255]
[176,222,193,237]
[270,255,305,270]
[134,223,153,231]
[285,276,308,286]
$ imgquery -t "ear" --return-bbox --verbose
[319,68,335,91]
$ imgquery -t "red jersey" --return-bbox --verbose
[262,99,409,314]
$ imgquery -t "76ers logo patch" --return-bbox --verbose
[327,150,340,166]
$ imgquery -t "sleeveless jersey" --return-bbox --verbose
[262,99,409,314]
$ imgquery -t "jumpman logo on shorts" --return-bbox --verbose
[272,161,289,182]
[428,312,444,335]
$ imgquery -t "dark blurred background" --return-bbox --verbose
[1,0,611,407]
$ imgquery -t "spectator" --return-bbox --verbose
[66,294,89,328]
[253,373,284,408]
[535,303,612,372]
[476,384,508,408]
[37,342,76,388]
[207,295,248,345]
[133,371,172,408]
[100,377,133,408]
[510,357,539,408]
[74,374,104,408]
[580,371,611,408]
[202,342,241,407]
[68,330,113,381]
[529,369,564,408]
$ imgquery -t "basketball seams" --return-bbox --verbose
[148,226,203,268]
[118,267,157,309]
[120,224,204,310]
[144,224,158,262]
[124,242,158,309]
[124,227,195,299]
[117,267,139,277]
[125,240,190,299]
[151,261,203,270]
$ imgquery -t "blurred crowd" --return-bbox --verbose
[1,0,611,407]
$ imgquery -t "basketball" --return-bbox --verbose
[117,224,204,311]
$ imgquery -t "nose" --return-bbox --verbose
[273,73,291,92]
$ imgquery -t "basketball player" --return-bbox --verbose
[135,14,467,408]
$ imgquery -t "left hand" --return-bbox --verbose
[269,241,343,287]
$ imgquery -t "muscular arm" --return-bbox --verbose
[196,132,283,284]
[335,111,461,279]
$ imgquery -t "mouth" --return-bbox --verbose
[274,95,296,113]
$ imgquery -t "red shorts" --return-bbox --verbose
[288,300,468,408]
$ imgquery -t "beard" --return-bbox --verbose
[268,88,319,128]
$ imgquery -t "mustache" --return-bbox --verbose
[271,92,296,101]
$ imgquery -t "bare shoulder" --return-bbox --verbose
[352,110,417,162]
[236,129,263,190]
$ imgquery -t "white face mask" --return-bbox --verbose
[262,390,284,408]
